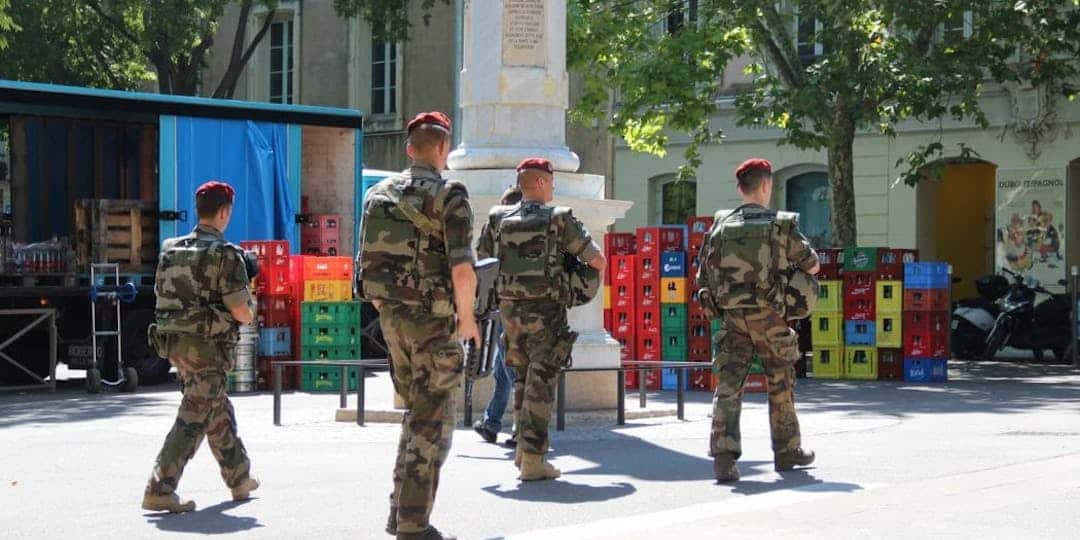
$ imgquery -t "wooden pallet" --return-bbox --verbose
[0,273,77,287]
[74,199,158,274]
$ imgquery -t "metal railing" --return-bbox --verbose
[270,360,388,426]
[1071,266,1078,367]
[0,309,58,392]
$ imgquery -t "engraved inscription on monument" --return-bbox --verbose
[502,0,546,67]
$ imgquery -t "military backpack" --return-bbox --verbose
[154,230,244,338]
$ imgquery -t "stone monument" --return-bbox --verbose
[449,0,632,413]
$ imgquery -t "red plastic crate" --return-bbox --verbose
[687,216,714,235]
[636,227,661,256]
[690,367,714,391]
[604,233,636,256]
[659,227,684,252]
[612,283,635,310]
[257,356,300,391]
[301,214,340,250]
[878,348,904,381]
[609,255,636,286]
[843,296,876,321]
[625,368,662,391]
[637,307,660,333]
[240,240,290,269]
[256,266,292,296]
[903,289,949,311]
[603,309,613,332]
[637,253,659,283]
[903,311,949,357]
[638,283,660,310]
[257,295,293,328]
[688,336,711,361]
[302,243,339,257]
[616,339,635,363]
[612,307,636,337]
[636,329,662,360]
[302,214,341,232]
[744,373,768,393]
[302,256,353,281]
[843,271,876,298]
[878,249,917,280]
[818,248,844,279]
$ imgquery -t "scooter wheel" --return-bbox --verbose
[121,367,139,393]
[86,368,102,394]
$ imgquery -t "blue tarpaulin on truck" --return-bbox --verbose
[174,117,294,244]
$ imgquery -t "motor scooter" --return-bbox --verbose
[951,274,1008,360]
[982,269,1075,363]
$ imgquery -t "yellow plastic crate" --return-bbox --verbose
[816,280,843,313]
[876,281,903,313]
[812,347,844,379]
[876,314,903,348]
[810,313,843,347]
[843,347,878,380]
[303,280,352,302]
[660,277,688,303]
[603,285,611,309]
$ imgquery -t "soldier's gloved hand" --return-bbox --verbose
[243,250,260,280]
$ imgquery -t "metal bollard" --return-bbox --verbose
[339,365,348,410]
[1071,266,1078,367]
[676,368,685,420]
[616,369,626,426]
[357,365,366,426]
[273,364,282,426]
[556,371,567,431]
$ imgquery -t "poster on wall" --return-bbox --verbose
[995,168,1067,293]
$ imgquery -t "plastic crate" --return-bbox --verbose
[625,368,661,391]
[612,283,635,310]
[876,281,903,313]
[661,304,688,330]
[616,339,635,363]
[903,358,948,382]
[844,347,878,380]
[818,248,845,280]
[240,240,290,269]
[303,280,352,302]
[611,307,635,338]
[744,373,768,393]
[604,233,636,256]
[257,327,292,357]
[257,357,300,391]
[661,368,682,389]
[816,280,843,313]
[689,366,714,391]
[688,336,711,361]
[876,314,903,348]
[662,330,687,355]
[844,320,876,346]
[301,365,359,392]
[636,227,661,256]
[660,278,688,303]
[301,345,360,361]
[302,256,353,281]
[660,252,687,278]
[255,266,292,296]
[877,348,904,381]
[812,347,844,379]
[843,296,876,321]
[257,295,293,328]
[749,354,765,375]
[302,325,360,347]
[637,253,659,283]
[843,247,880,272]
[687,216,714,235]
[637,306,660,333]
[811,314,843,346]
[609,255,637,286]
[636,329,662,361]
[877,249,917,280]
[300,302,361,326]
[659,227,684,252]
[904,262,950,289]
[903,289,949,311]
[903,311,949,358]
[603,309,613,332]
[843,271,876,298]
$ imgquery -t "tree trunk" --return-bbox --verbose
[826,114,858,248]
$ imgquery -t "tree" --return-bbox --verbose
[570,0,1080,247]
[0,0,17,50]
[332,0,449,42]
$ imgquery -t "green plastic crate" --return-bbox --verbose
[301,325,360,347]
[842,247,879,272]
[301,345,360,361]
[749,354,765,374]
[661,304,688,330]
[300,302,361,326]
[662,347,688,362]
[301,365,359,392]
[711,318,722,333]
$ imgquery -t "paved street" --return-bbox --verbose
[2,361,1079,539]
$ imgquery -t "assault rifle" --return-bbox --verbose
[465,257,501,381]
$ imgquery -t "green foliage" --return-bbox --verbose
[0,0,17,50]
[333,0,450,42]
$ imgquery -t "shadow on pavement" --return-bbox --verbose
[145,499,262,535]
[729,469,862,496]
[551,431,716,483]
[482,480,636,504]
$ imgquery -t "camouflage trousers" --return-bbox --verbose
[710,308,802,460]
[379,302,463,535]
[146,335,251,496]
[503,300,576,456]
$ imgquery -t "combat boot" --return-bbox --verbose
[396,526,456,540]
[518,452,561,481]
[230,477,260,501]
[142,492,196,513]
[775,448,815,472]
[713,455,739,483]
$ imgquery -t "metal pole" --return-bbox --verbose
[273,364,282,426]
[616,369,625,426]
[676,368,685,420]
[48,311,57,392]
[556,371,566,431]
[1071,266,1078,367]
[339,365,348,410]
[463,378,473,427]
[357,365,365,426]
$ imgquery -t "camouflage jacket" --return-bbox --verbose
[154,224,253,338]
[356,164,474,317]
[696,204,818,314]
[477,200,600,304]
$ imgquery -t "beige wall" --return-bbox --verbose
[302,126,357,255]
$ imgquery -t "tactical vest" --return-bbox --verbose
[700,204,816,318]
[154,229,240,338]
[356,170,458,316]
[492,202,569,302]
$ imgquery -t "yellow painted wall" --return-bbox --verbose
[932,163,996,300]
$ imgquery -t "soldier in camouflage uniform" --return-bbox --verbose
[477,158,605,481]
[143,181,259,513]
[696,158,820,482]
[357,112,478,540]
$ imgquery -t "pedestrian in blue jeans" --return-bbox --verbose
[473,318,516,447]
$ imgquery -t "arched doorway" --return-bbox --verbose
[917,161,997,300]
[786,171,832,249]
[650,174,697,225]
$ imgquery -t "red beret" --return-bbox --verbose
[406,111,451,134]
[734,158,772,181]
[516,158,553,174]
[195,181,235,199]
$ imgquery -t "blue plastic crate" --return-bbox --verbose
[661,368,682,390]
[660,252,687,277]
[258,327,292,357]
[903,358,948,383]
[844,320,876,346]
[904,262,950,289]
